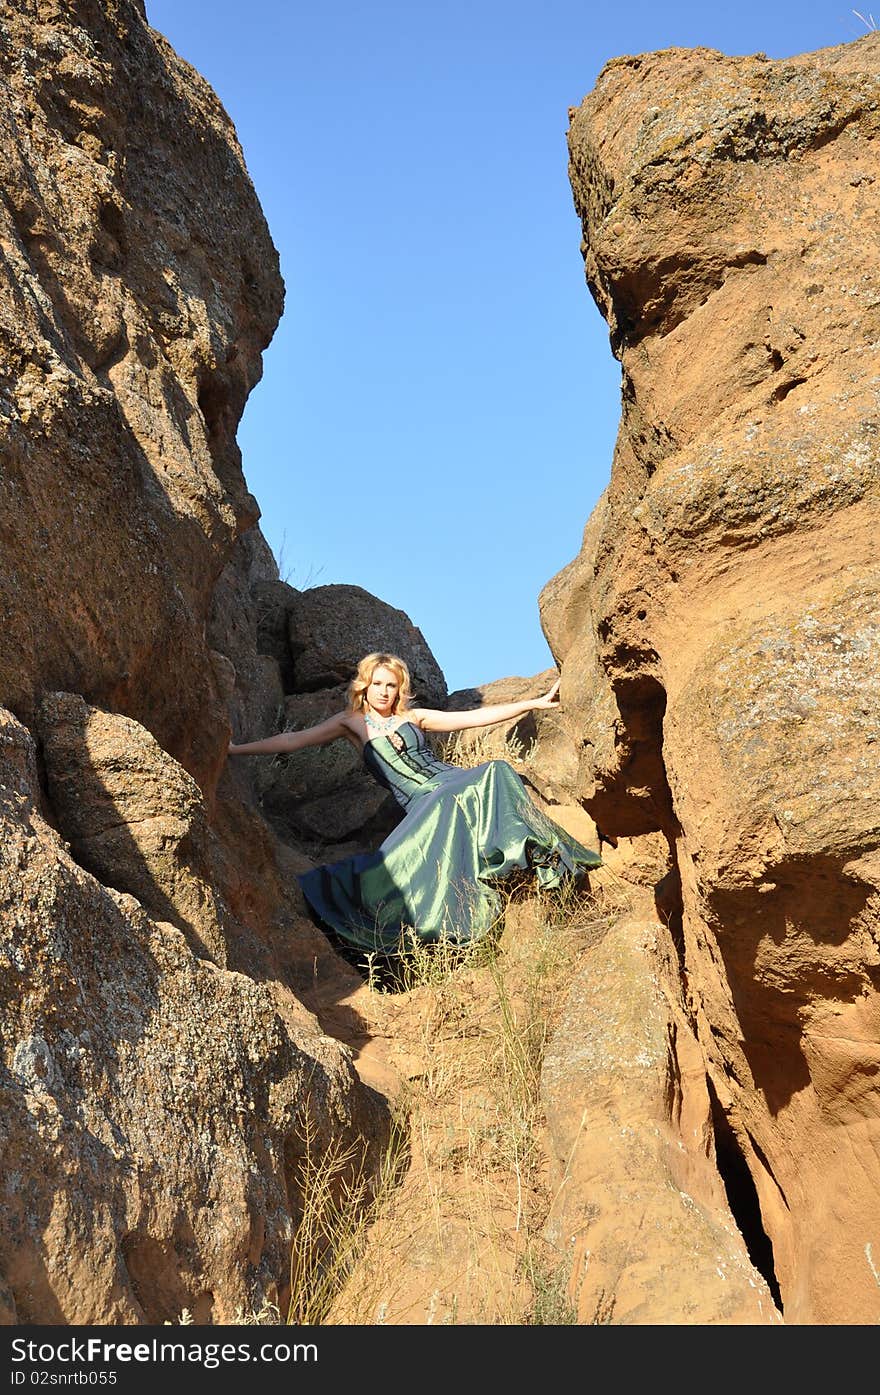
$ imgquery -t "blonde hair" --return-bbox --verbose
[348,652,413,715]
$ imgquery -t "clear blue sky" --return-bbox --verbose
[145,1,869,693]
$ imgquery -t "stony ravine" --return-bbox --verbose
[3,0,880,1325]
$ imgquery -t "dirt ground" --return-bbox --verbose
[290,873,628,1326]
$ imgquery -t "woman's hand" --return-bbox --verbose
[531,678,561,710]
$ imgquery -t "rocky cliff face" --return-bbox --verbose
[540,32,880,1323]
[0,0,393,1323]
[7,0,878,1329]
[0,0,280,792]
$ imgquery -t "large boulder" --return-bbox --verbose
[538,32,880,1322]
[0,0,393,1324]
[287,584,448,705]
[0,0,283,797]
[0,708,389,1323]
[36,692,237,964]
[542,910,782,1324]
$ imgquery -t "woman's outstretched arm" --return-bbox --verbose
[228,711,351,757]
[412,679,562,734]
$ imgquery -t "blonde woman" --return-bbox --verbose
[228,652,600,952]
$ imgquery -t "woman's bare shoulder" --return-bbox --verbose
[336,711,366,744]
[402,707,430,729]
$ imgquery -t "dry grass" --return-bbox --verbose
[436,724,532,770]
[312,876,625,1325]
[210,873,628,1330]
[285,1112,410,1325]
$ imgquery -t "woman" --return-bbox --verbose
[228,652,601,953]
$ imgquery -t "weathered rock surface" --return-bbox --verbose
[36,691,235,964]
[542,907,782,1324]
[539,32,880,1323]
[14,0,880,1330]
[208,534,288,754]
[445,670,558,765]
[287,583,447,706]
[0,708,388,1323]
[0,0,283,797]
[0,0,392,1324]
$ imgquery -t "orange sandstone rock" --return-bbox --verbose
[539,33,880,1323]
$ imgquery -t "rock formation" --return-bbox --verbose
[539,31,880,1324]
[0,0,279,797]
[0,706,385,1324]
[6,0,879,1329]
[0,0,392,1323]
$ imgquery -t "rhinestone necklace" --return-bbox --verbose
[364,708,397,733]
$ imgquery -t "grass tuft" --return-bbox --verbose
[285,1111,409,1325]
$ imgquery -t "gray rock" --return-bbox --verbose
[288,584,447,705]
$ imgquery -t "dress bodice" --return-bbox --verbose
[362,721,455,809]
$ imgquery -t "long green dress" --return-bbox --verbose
[297,720,601,953]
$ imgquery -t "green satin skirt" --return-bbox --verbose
[298,758,601,953]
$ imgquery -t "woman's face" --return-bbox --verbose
[367,665,400,715]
